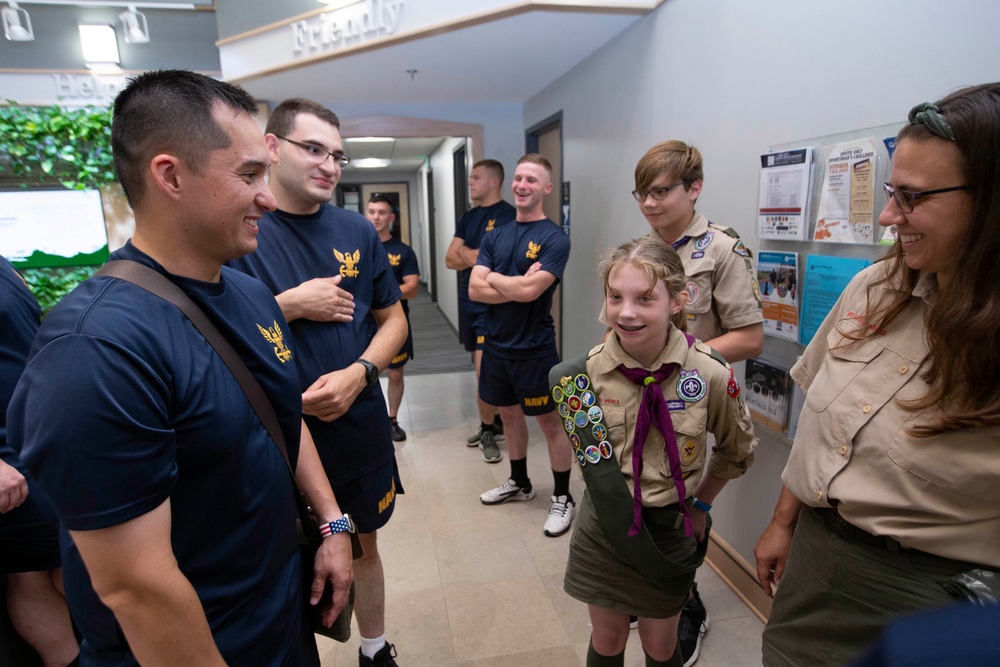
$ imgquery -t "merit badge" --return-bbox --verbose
[574,374,591,392]
[599,441,614,460]
[574,411,590,429]
[558,402,571,418]
[569,433,582,450]
[727,368,741,398]
[563,381,576,397]
[552,385,565,403]
[588,406,604,424]
[567,395,582,412]
[584,445,602,464]
[681,439,699,466]
[592,423,608,441]
[581,391,596,407]
[695,232,714,251]
[686,281,700,306]
[677,369,707,402]
[564,417,575,434]
[576,450,587,467]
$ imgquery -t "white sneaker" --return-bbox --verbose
[480,479,535,505]
[543,495,575,537]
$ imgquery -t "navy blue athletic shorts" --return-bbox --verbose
[0,478,61,574]
[330,457,404,534]
[479,349,560,416]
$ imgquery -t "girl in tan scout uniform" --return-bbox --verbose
[553,237,756,667]
[755,82,1000,666]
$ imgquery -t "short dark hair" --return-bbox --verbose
[473,159,505,185]
[265,98,341,137]
[368,193,395,212]
[112,69,258,208]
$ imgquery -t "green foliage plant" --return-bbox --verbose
[0,103,116,313]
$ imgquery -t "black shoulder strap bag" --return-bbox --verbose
[96,259,360,642]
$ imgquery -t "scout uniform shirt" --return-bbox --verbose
[662,212,763,344]
[783,263,1000,569]
[584,327,757,507]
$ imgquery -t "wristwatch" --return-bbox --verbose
[319,514,356,538]
[354,358,378,387]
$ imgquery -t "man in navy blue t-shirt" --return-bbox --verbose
[445,159,516,457]
[365,194,420,443]
[9,71,353,667]
[470,154,576,538]
[228,98,408,667]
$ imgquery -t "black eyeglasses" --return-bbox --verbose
[274,135,351,167]
[882,182,969,214]
[631,181,684,202]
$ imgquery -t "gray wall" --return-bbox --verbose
[523,0,1000,567]
[0,6,219,71]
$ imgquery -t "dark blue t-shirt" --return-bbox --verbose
[228,204,401,484]
[381,236,419,319]
[476,218,570,358]
[454,200,516,306]
[0,256,40,473]
[9,243,314,667]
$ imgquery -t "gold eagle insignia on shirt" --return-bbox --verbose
[485,218,496,232]
[526,241,541,259]
[257,320,292,363]
[388,253,401,267]
[333,248,361,278]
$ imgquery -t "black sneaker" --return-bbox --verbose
[678,582,709,666]
[390,420,406,442]
[359,642,398,667]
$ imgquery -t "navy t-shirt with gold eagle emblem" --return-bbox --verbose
[227,204,402,485]
[381,236,419,318]
[476,217,570,359]
[9,242,316,667]
[454,200,516,328]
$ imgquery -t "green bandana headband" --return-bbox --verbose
[908,102,956,141]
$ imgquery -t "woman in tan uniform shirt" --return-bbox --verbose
[754,82,1000,666]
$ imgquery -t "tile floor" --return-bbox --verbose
[317,370,764,666]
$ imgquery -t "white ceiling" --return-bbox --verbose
[238,8,648,171]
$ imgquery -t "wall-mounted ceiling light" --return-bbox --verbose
[2,2,33,42]
[352,158,391,169]
[348,137,395,143]
[79,23,120,65]
[119,5,148,44]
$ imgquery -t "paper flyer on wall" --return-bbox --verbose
[800,255,872,345]
[757,251,798,341]
[814,138,877,244]
[744,358,791,433]
[757,148,813,240]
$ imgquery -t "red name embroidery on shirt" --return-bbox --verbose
[601,398,620,405]
[846,311,886,336]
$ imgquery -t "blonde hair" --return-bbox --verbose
[599,236,687,331]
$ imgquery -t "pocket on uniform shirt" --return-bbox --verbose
[670,409,707,474]
[888,415,1000,496]
[684,262,716,315]
[803,336,883,412]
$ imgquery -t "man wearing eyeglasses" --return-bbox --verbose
[632,140,763,666]
[228,98,407,667]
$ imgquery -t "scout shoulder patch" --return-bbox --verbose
[732,239,752,258]
[694,232,715,251]
[677,369,707,402]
